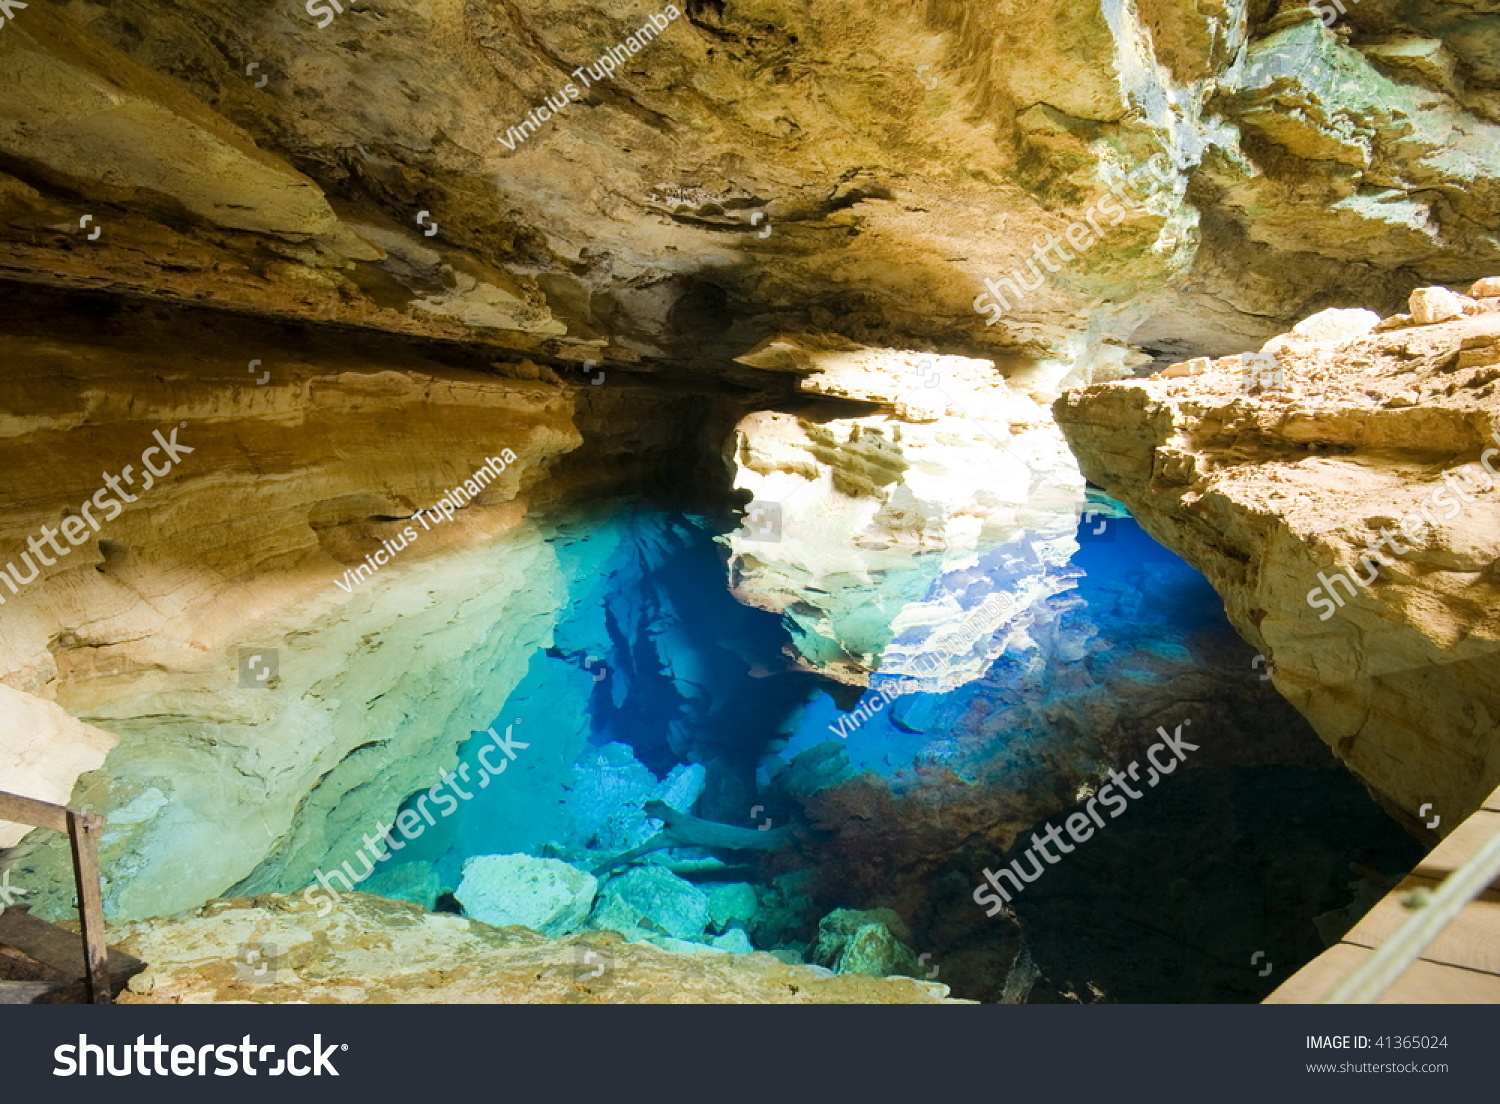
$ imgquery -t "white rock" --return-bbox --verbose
[0,686,117,848]
[1161,356,1213,378]
[653,762,707,811]
[1470,277,1500,299]
[1408,286,1469,325]
[1291,307,1380,343]
[720,340,1087,692]
[456,854,596,936]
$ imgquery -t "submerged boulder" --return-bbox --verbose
[812,908,921,978]
[561,743,660,853]
[591,865,711,942]
[712,928,755,955]
[456,855,597,937]
[560,746,710,857]
[706,882,760,933]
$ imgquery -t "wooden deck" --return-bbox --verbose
[1267,783,1500,1003]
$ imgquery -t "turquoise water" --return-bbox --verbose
[371,501,1420,1001]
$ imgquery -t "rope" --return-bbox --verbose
[1321,820,1500,1003]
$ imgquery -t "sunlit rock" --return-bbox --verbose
[113,894,962,1004]
[1056,303,1500,831]
[1408,286,1471,326]
[0,687,116,847]
[722,343,1085,687]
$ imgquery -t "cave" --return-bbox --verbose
[1,0,1498,1013]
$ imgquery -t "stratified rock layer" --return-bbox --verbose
[1056,293,1500,834]
[4,1,1500,368]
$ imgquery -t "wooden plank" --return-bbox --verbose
[1377,958,1500,1003]
[0,790,69,833]
[1270,802,1500,1004]
[1483,784,1500,814]
[1265,943,1368,1003]
[1342,875,1500,975]
[0,907,141,987]
[68,809,111,1005]
[1413,809,1500,885]
[1268,942,1500,1003]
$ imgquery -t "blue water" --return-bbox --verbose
[389,507,822,888]
[363,496,1416,1002]
[399,500,1265,873]
[774,503,1232,780]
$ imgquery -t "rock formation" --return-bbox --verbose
[1057,283,1500,836]
[720,337,1088,687]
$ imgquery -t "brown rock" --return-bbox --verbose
[1055,314,1500,833]
[1408,286,1471,325]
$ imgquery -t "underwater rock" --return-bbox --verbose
[591,865,711,942]
[833,925,921,979]
[655,763,708,812]
[779,743,861,805]
[713,929,755,955]
[707,883,761,933]
[455,855,597,937]
[812,908,920,978]
[748,870,816,955]
[360,861,442,913]
[560,742,661,853]
[560,746,709,861]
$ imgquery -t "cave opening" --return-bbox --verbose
[4,0,1497,1018]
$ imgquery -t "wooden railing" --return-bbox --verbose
[0,790,111,1004]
